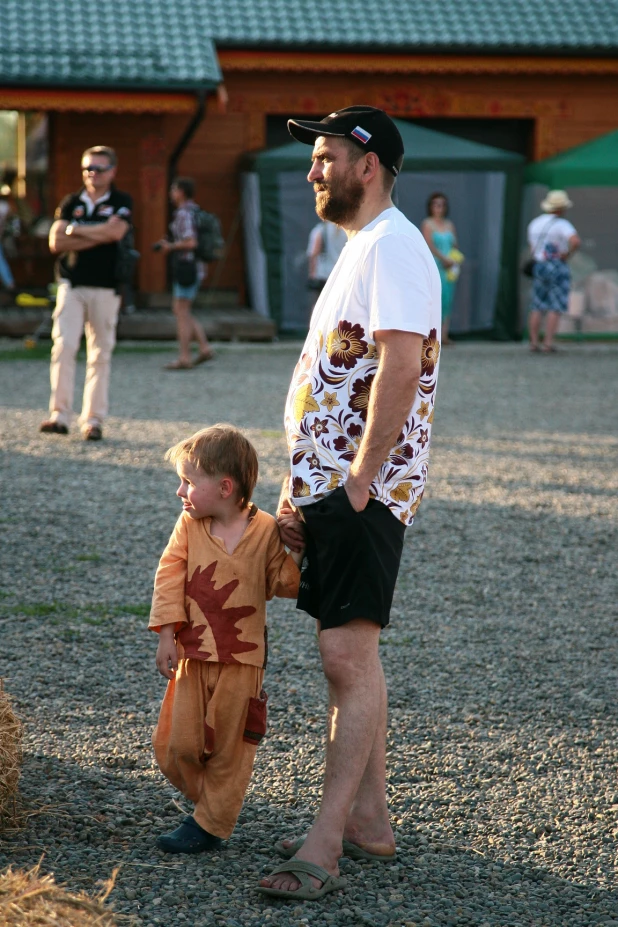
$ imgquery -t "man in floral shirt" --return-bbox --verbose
[259,106,441,900]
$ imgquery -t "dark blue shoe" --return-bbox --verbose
[156,815,223,854]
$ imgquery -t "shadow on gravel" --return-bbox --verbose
[2,751,618,927]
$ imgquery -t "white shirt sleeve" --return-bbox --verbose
[362,233,434,338]
[560,219,577,239]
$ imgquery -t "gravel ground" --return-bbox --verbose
[0,339,617,927]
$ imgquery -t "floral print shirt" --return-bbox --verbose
[284,207,442,526]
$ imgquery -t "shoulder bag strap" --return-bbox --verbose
[532,216,559,257]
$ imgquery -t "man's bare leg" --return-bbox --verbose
[343,660,395,853]
[260,619,385,893]
[277,661,394,856]
[278,658,394,852]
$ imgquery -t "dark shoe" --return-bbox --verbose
[83,425,103,441]
[39,420,68,435]
[156,815,222,854]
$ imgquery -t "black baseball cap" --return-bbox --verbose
[287,105,404,177]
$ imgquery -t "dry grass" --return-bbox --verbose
[0,864,124,926]
[0,682,22,826]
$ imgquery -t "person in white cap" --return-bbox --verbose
[526,190,580,353]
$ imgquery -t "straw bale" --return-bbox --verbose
[0,863,123,926]
[0,681,22,824]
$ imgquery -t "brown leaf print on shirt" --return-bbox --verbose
[349,373,375,422]
[326,321,368,370]
[389,443,414,467]
[333,435,357,462]
[186,561,258,663]
[421,329,440,376]
[292,476,311,497]
[333,421,362,462]
[177,620,214,661]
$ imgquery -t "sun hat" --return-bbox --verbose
[541,190,573,212]
[287,105,404,177]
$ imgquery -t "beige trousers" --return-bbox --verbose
[153,659,267,839]
[48,283,121,429]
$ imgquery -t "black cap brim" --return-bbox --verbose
[287,118,346,146]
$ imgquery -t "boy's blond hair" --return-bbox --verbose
[165,424,258,508]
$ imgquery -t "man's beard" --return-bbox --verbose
[314,174,364,225]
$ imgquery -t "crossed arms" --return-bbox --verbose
[49,215,129,255]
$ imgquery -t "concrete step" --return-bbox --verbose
[145,289,240,309]
[0,307,276,342]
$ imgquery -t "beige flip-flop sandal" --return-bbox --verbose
[257,860,346,900]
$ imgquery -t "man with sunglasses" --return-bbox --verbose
[41,146,132,440]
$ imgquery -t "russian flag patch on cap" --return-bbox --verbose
[350,125,372,144]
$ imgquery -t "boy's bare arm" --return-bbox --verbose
[265,522,303,599]
[156,624,178,680]
[289,545,304,567]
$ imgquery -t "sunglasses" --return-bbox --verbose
[82,164,111,174]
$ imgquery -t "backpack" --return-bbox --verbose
[115,227,140,285]
[192,207,224,262]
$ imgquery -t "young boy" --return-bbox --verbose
[149,424,301,853]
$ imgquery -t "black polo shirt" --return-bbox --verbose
[55,186,133,289]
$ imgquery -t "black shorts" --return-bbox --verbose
[297,486,406,630]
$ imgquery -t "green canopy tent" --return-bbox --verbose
[241,120,524,338]
[526,130,618,187]
[523,130,618,336]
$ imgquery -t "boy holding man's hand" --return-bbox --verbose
[149,424,301,853]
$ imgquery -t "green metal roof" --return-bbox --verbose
[1,0,617,91]
[526,129,618,186]
[206,0,618,53]
[0,1,222,90]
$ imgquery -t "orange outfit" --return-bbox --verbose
[150,506,299,838]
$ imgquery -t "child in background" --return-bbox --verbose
[149,424,301,853]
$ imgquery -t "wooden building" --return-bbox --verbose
[1,0,618,321]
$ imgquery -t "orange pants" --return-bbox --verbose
[153,659,266,839]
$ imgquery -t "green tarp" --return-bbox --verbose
[526,130,618,188]
[249,121,524,173]
[245,120,525,338]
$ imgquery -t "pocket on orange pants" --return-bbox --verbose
[243,688,268,745]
